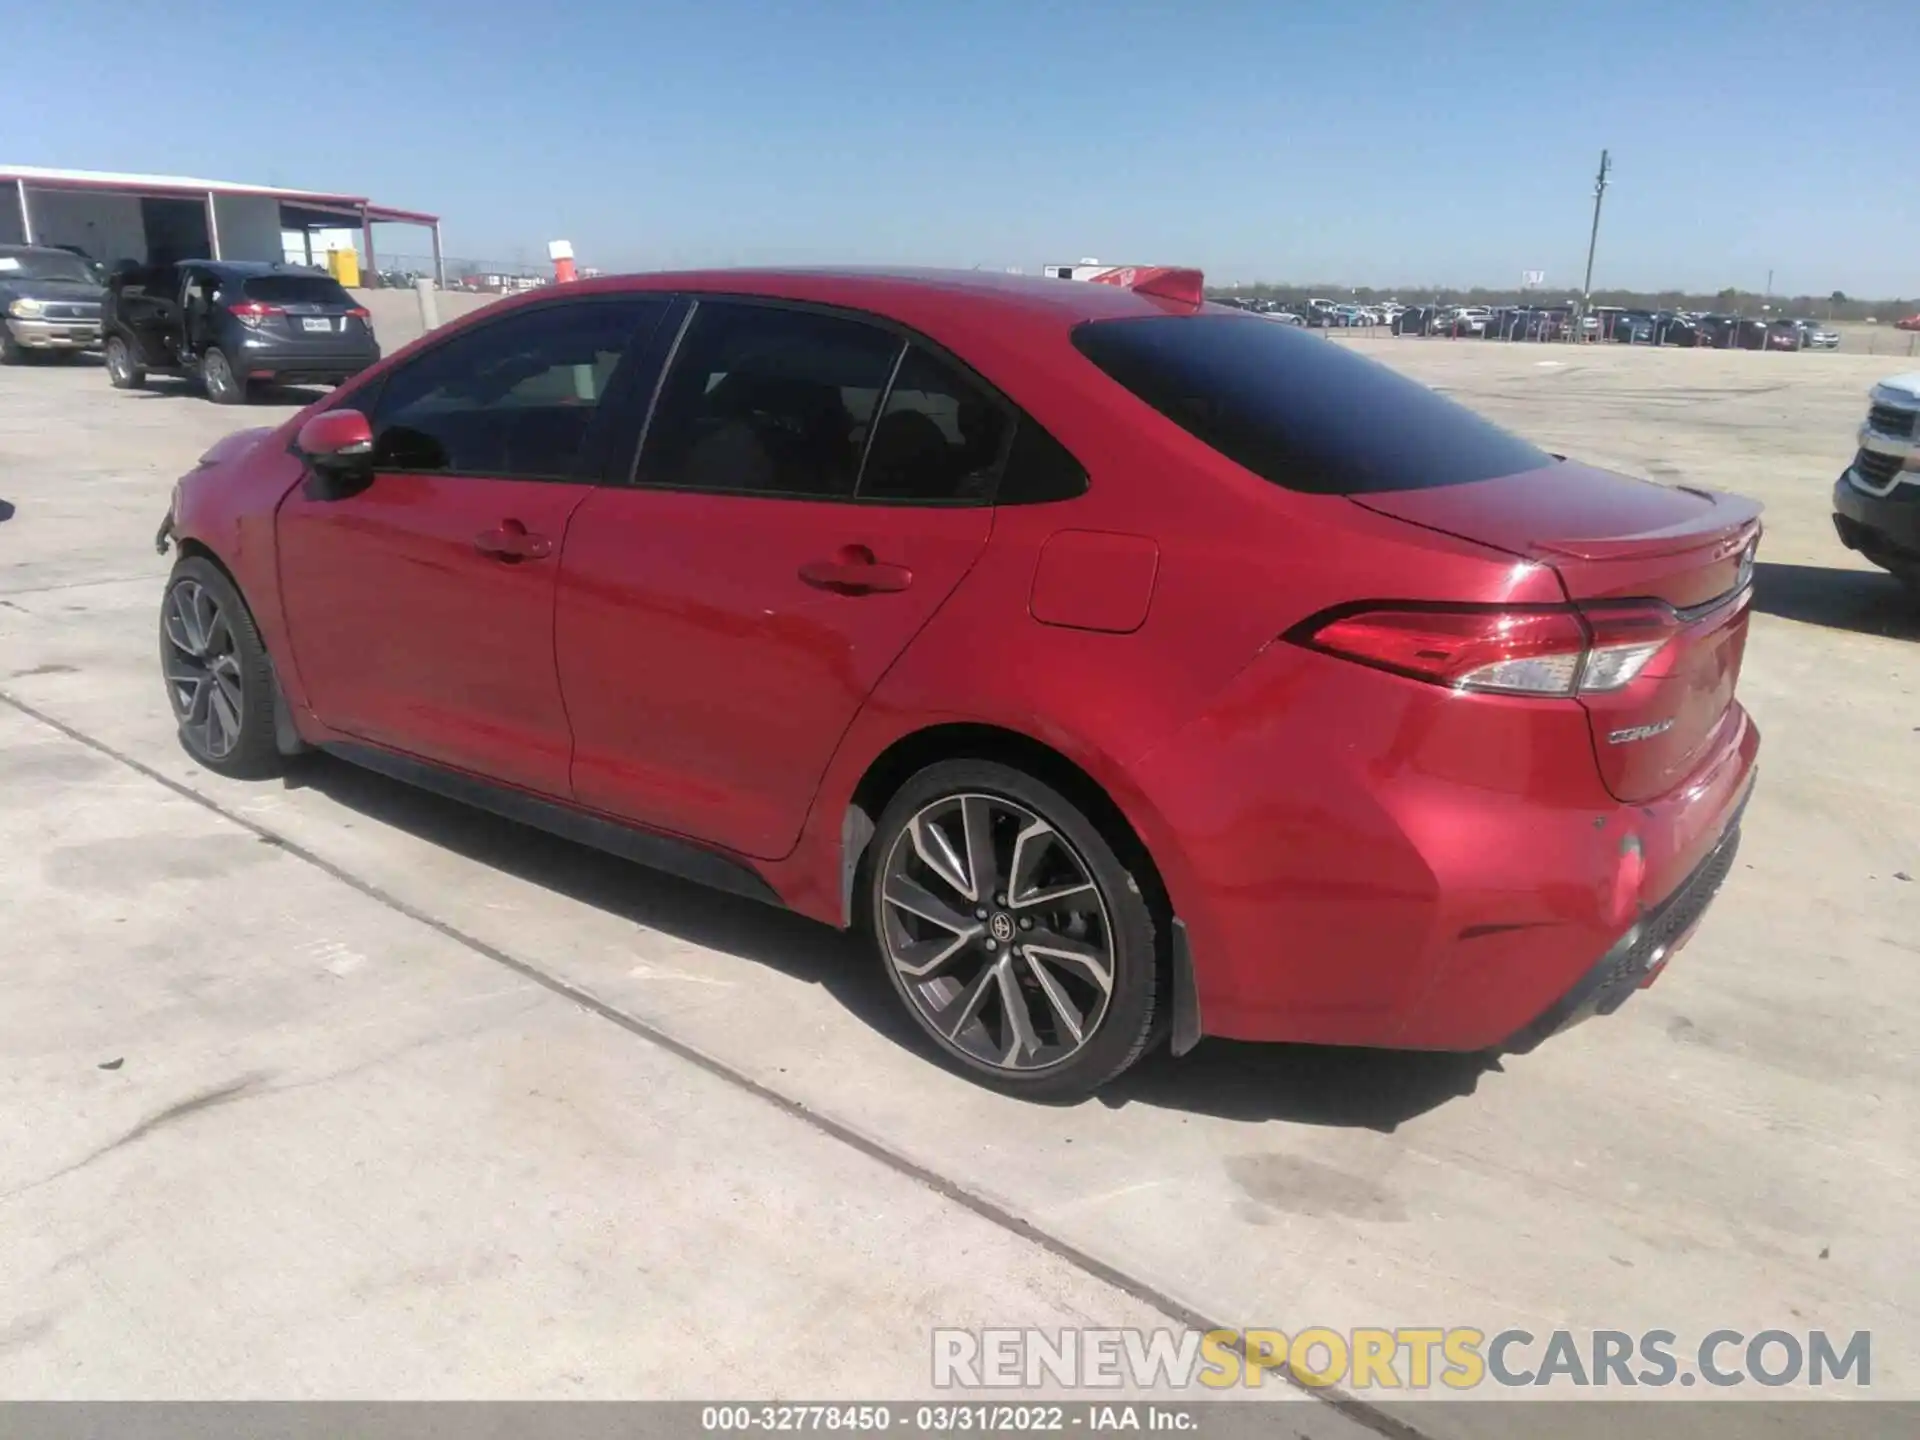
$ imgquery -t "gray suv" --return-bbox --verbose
[102,260,380,404]
[0,244,105,363]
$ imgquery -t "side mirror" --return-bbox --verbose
[295,409,374,499]
[296,409,373,466]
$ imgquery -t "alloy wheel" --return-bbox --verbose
[879,792,1115,1073]
[204,349,235,400]
[106,338,129,382]
[162,578,245,759]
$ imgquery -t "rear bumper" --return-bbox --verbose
[235,348,380,384]
[1833,471,1920,569]
[6,317,100,349]
[1129,644,1761,1053]
[1502,780,1749,1052]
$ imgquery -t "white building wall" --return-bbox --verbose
[211,193,284,262]
[17,189,146,265]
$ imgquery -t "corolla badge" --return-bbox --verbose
[1609,719,1676,745]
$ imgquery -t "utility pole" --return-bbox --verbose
[1580,149,1611,320]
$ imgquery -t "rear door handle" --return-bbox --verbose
[799,545,912,594]
[474,520,552,562]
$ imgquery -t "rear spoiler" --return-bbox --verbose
[1534,490,1765,562]
[1085,266,1206,308]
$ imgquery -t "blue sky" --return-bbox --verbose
[5,0,1913,295]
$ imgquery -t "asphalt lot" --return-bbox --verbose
[1,341,1914,1421]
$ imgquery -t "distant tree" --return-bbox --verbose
[1716,287,1740,301]
[1830,290,1848,304]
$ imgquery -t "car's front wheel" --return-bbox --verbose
[867,760,1160,1099]
[160,556,284,778]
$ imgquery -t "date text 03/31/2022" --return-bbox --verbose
[700,1405,1192,1431]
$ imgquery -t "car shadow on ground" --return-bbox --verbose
[285,753,1480,1129]
[0,499,14,522]
[122,378,328,406]
[1751,561,1920,640]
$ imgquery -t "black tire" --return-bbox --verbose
[159,555,285,779]
[201,346,246,404]
[866,759,1160,1100]
[1,330,26,365]
[104,334,146,388]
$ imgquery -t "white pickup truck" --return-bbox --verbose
[1830,372,1920,593]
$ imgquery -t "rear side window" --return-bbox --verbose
[1072,315,1550,495]
[859,346,1012,504]
[638,301,903,499]
[243,274,354,306]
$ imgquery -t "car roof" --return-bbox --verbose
[0,243,76,256]
[547,266,1214,328]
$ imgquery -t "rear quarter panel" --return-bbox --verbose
[772,322,1570,947]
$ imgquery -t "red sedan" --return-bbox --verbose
[157,266,1760,1098]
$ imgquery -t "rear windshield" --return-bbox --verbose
[243,274,352,305]
[1071,315,1551,495]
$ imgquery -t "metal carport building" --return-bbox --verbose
[0,164,442,284]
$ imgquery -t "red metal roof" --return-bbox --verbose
[0,165,437,225]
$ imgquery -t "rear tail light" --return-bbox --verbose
[228,301,283,327]
[1294,603,1679,696]
[346,306,370,319]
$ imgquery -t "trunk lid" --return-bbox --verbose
[1353,462,1761,803]
[240,276,367,346]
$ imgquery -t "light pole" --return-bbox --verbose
[1580,149,1611,324]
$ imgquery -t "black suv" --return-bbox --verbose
[1,244,105,363]
[102,260,380,403]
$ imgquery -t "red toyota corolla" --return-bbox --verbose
[156,266,1760,1098]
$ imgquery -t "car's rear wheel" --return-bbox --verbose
[160,556,284,778]
[201,346,246,405]
[105,335,146,388]
[867,760,1159,1099]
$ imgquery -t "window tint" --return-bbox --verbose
[858,346,1011,503]
[369,298,664,479]
[1072,315,1551,495]
[996,417,1089,504]
[638,302,902,499]
[244,274,353,305]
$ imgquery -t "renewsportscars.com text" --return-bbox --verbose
[932,1327,1871,1391]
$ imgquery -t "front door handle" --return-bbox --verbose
[474,519,552,562]
[799,545,912,594]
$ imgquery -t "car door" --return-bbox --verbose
[117,264,179,365]
[276,295,669,796]
[556,299,1003,860]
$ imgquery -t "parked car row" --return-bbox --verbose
[1589,308,1840,350]
[1380,301,1843,350]
[1210,296,1405,329]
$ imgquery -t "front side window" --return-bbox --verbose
[369,298,665,479]
[637,301,903,499]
